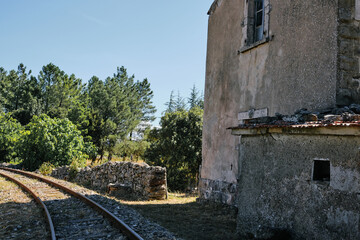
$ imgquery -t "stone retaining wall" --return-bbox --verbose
[51,161,167,200]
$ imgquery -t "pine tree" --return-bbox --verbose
[175,91,186,111]
[86,67,156,159]
[164,90,176,113]
[188,85,204,110]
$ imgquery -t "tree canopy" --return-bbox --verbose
[0,63,156,167]
[86,66,155,159]
[164,85,203,113]
[0,62,206,192]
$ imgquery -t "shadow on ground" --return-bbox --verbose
[112,194,239,240]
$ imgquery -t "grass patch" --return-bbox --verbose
[122,193,238,240]
[85,155,146,168]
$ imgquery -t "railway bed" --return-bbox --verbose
[0,167,177,240]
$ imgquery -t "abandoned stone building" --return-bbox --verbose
[199,0,360,238]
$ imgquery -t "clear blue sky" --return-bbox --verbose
[0,1,213,125]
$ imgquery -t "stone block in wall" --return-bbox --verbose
[107,183,132,195]
[339,7,352,21]
[339,39,352,55]
[149,178,166,186]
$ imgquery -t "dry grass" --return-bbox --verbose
[123,192,198,205]
[0,176,32,204]
[121,193,238,240]
[85,155,146,168]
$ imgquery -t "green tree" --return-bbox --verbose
[145,107,203,191]
[38,63,64,114]
[135,78,156,122]
[19,114,88,171]
[165,86,204,113]
[86,67,156,160]
[0,63,156,163]
[188,85,204,110]
[175,91,186,112]
[0,67,8,111]
[38,63,84,119]
[0,113,23,162]
[67,91,91,136]
[0,64,41,124]
[164,91,176,113]
[86,75,117,159]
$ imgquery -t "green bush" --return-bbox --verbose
[69,158,86,180]
[19,114,87,171]
[84,141,98,160]
[0,113,23,162]
[39,162,55,175]
[145,107,203,191]
[114,139,150,161]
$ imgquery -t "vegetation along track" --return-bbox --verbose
[0,167,143,240]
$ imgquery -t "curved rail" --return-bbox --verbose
[0,167,143,240]
[0,170,56,240]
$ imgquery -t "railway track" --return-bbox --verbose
[0,167,143,240]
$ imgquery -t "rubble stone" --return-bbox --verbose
[242,104,360,127]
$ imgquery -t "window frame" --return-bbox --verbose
[254,0,265,42]
[239,0,271,53]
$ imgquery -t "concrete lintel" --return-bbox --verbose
[231,126,360,136]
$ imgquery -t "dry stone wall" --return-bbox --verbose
[51,161,167,200]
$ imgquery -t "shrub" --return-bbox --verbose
[145,107,203,191]
[20,114,87,171]
[114,139,150,161]
[38,162,54,175]
[0,113,23,162]
[69,158,86,180]
[83,141,98,160]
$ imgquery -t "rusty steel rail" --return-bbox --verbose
[0,170,56,240]
[0,167,143,240]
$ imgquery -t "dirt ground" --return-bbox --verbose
[0,176,49,240]
[121,193,238,240]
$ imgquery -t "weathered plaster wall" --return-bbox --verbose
[265,0,338,113]
[202,0,242,187]
[236,134,360,239]
[201,0,339,201]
